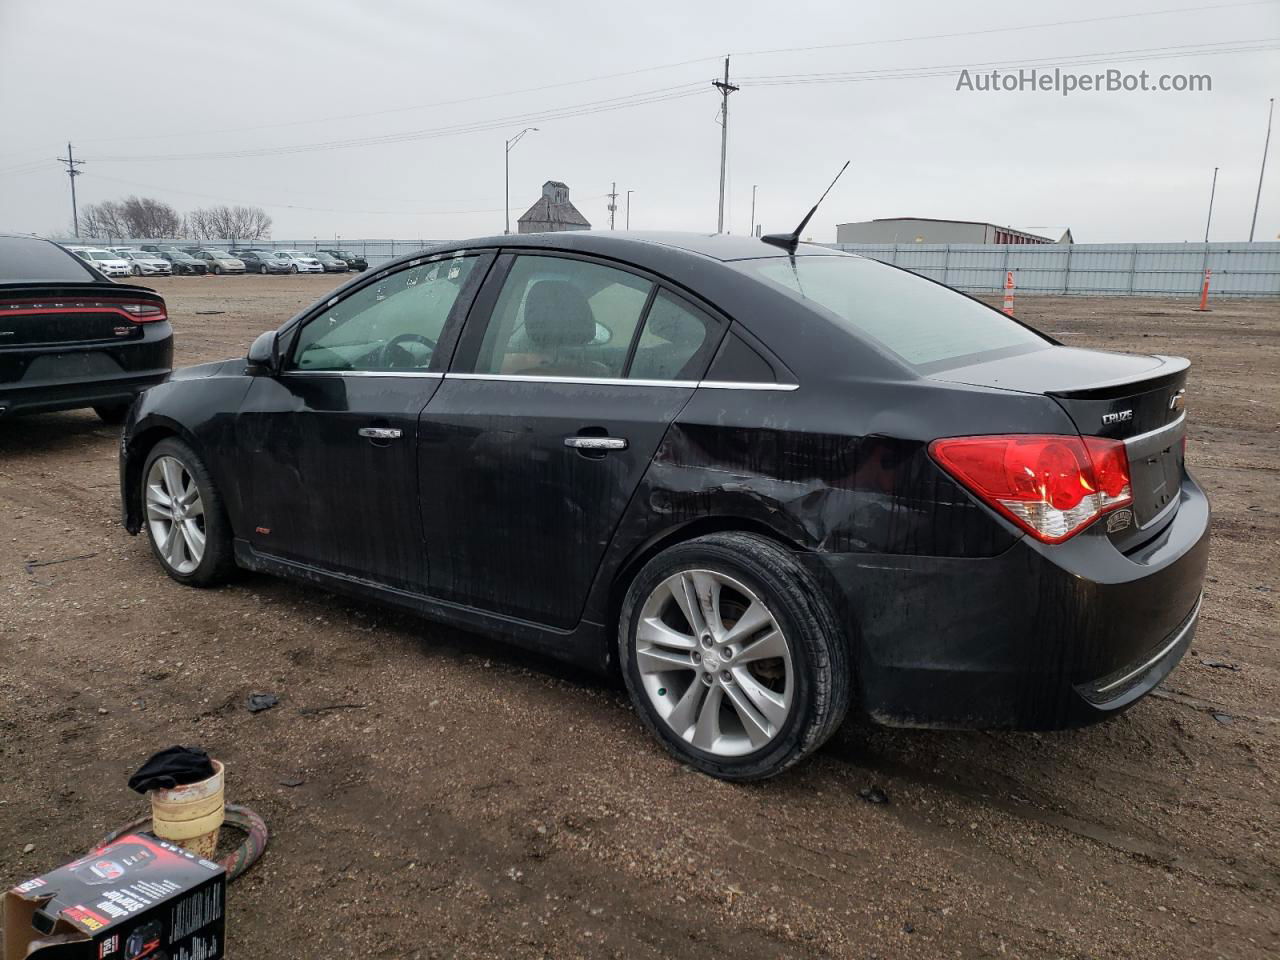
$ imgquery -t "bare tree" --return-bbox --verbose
[187,205,272,244]
[120,196,183,238]
[79,201,130,243]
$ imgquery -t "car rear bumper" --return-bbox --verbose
[0,327,173,417]
[803,471,1211,730]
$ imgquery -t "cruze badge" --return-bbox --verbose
[1101,409,1133,426]
[1169,389,1186,412]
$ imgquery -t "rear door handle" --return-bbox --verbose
[358,427,403,440]
[564,436,627,451]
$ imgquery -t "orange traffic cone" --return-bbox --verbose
[1002,272,1015,316]
[1195,268,1211,312]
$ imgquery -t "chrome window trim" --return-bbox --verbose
[444,372,797,391]
[281,370,443,379]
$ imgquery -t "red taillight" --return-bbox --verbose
[117,302,166,323]
[0,298,167,323]
[929,434,1133,543]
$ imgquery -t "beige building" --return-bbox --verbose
[517,181,591,234]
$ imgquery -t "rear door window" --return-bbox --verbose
[627,291,718,381]
[470,255,652,379]
[742,256,1049,367]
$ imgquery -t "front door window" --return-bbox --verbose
[291,256,480,373]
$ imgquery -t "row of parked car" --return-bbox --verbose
[65,245,370,278]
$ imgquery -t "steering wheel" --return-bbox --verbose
[379,332,436,370]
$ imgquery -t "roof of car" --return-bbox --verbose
[453,231,844,263]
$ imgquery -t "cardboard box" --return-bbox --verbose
[3,833,225,960]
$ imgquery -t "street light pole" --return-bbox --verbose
[1248,97,1274,242]
[504,127,538,235]
[1203,166,1218,243]
[750,184,758,236]
[626,190,634,229]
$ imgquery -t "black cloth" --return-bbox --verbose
[128,745,215,793]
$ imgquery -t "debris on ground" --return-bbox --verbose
[1200,657,1241,670]
[246,692,280,714]
[859,786,890,804]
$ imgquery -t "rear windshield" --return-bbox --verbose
[0,237,97,282]
[740,256,1048,367]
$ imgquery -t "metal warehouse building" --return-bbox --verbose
[835,217,1072,245]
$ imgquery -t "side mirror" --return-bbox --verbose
[247,330,280,375]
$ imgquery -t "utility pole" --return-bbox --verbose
[712,56,738,233]
[750,184,758,236]
[608,182,618,229]
[504,127,538,235]
[56,143,84,238]
[1203,167,1219,243]
[1248,97,1274,242]
[626,189,634,229]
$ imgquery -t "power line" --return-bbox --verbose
[738,38,1280,85]
[93,83,707,163]
[733,0,1276,57]
[59,0,1271,150]
[81,37,1273,168]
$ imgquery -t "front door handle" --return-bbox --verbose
[358,426,403,440]
[564,436,627,451]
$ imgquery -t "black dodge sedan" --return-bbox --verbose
[118,232,1208,779]
[2,235,173,423]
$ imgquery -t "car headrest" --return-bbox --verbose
[524,280,595,348]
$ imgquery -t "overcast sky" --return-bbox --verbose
[1,0,1276,244]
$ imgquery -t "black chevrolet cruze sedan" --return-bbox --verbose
[1,235,173,423]
[118,232,1208,779]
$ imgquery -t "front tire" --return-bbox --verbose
[290,264,298,274]
[618,532,850,781]
[141,438,235,587]
[212,265,223,275]
[131,265,141,276]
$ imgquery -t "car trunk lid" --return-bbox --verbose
[931,346,1190,537]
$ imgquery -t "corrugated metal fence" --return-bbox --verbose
[66,236,1280,297]
[823,242,1280,298]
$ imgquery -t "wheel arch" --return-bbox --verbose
[122,416,203,534]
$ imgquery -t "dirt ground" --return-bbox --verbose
[1,273,1276,959]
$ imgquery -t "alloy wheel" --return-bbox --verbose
[145,455,206,575]
[636,569,793,757]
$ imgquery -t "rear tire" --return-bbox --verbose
[141,438,236,587]
[618,532,850,781]
[93,403,131,424]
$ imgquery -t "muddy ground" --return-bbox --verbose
[1,273,1276,959]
